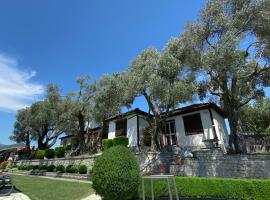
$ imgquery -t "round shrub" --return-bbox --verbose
[92,146,140,200]
[54,147,65,158]
[112,136,129,147]
[38,165,47,171]
[44,149,55,159]
[102,139,113,151]
[78,165,87,174]
[26,165,34,171]
[33,165,39,170]
[35,150,45,159]
[56,165,65,173]
[66,165,78,174]
[47,165,56,172]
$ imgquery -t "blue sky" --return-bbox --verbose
[1,1,268,145]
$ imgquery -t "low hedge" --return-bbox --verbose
[44,149,55,159]
[47,165,56,172]
[140,176,270,200]
[55,147,65,158]
[55,165,65,173]
[35,150,45,159]
[78,165,87,174]
[65,165,78,174]
[112,136,129,147]
[102,139,113,151]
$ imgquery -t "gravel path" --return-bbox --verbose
[81,194,101,200]
[0,190,30,200]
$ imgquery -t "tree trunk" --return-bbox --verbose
[25,132,30,149]
[227,108,242,153]
[77,113,87,154]
[37,137,46,149]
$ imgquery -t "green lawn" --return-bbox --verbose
[10,175,93,200]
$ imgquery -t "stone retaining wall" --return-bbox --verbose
[170,149,270,179]
[14,154,99,172]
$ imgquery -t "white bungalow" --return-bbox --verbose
[106,103,229,151]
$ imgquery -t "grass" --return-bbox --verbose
[10,174,93,200]
[140,176,270,200]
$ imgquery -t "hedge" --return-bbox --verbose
[78,165,87,174]
[140,176,270,200]
[112,136,129,147]
[55,147,65,158]
[35,150,45,159]
[65,165,78,174]
[44,149,55,159]
[102,139,113,151]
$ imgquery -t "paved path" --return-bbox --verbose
[0,190,30,200]
[81,194,101,200]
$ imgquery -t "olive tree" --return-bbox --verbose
[125,45,197,150]
[175,0,270,153]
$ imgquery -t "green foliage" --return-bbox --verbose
[78,165,87,174]
[64,145,72,151]
[92,146,140,200]
[45,149,55,159]
[241,98,270,135]
[26,165,34,171]
[47,165,56,172]
[38,165,47,171]
[35,150,45,159]
[55,165,65,173]
[140,176,270,200]
[102,139,113,151]
[65,165,78,174]
[112,136,129,147]
[33,165,39,170]
[7,163,17,169]
[54,147,65,158]
[0,161,8,169]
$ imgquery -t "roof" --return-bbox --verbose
[165,103,226,118]
[105,108,152,122]
[0,143,26,153]
[59,127,102,140]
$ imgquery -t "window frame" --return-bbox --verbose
[163,120,177,146]
[183,113,204,136]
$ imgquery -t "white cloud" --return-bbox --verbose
[0,54,44,112]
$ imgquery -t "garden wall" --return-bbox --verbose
[13,149,270,179]
[170,149,270,179]
[14,154,99,171]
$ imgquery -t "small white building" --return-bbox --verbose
[106,103,229,151]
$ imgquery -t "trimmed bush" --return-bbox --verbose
[55,165,65,173]
[66,165,78,174]
[38,165,47,171]
[35,150,45,159]
[55,147,65,158]
[44,149,55,159]
[102,139,113,151]
[33,165,39,170]
[78,165,87,174]
[26,165,34,171]
[92,146,140,200]
[47,165,56,172]
[65,145,72,151]
[112,136,129,147]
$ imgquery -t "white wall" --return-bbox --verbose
[167,109,217,149]
[127,115,138,147]
[211,109,229,148]
[108,121,115,139]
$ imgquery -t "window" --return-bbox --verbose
[164,120,177,146]
[183,113,203,135]
[115,119,127,136]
